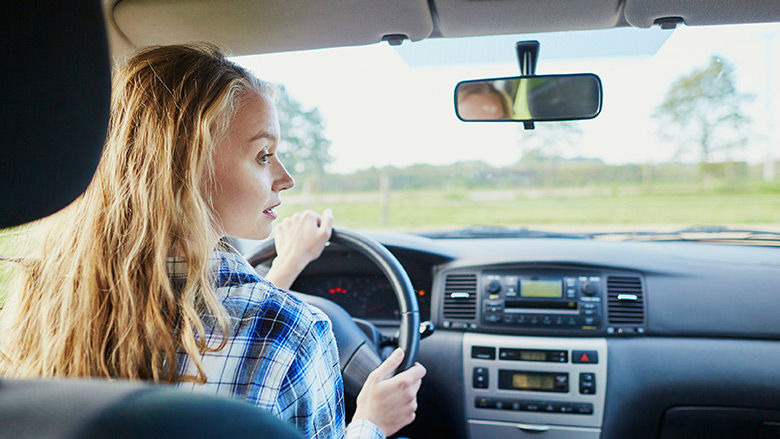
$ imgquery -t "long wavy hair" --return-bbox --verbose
[0,44,266,383]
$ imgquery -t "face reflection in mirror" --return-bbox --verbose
[457,83,513,120]
[456,74,602,122]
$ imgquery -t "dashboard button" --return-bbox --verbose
[472,367,489,389]
[486,280,502,294]
[575,403,594,415]
[580,386,595,395]
[525,401,541,412]
[529,316,540,325]
[580,372,595,382]
[484,314,501,323]
[559,403,575,414]
[553,374,569,391]
[510,400,523,411]
[551,351,568,362]
[579,372,596,395]
[581,281,599,296]
[573,351,599,364]
[475,397,489,409]
[543,402,557,412]
[503,314,515,324]
[471,346,496,360]
[542,316,552,325]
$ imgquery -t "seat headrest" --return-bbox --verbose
[0,1,111,228]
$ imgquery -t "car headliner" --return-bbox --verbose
[103,0,780,59]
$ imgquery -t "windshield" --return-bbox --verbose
[231,23,780,237]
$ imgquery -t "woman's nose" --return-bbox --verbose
[272,160,295,192]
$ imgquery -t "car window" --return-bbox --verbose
[231,23,780,236]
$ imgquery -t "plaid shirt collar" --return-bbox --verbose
[166,250,262,288]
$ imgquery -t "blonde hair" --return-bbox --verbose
[0,44,266,383]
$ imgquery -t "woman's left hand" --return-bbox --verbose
[265,208,334,290]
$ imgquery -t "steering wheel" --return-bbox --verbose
[245,226,420,396]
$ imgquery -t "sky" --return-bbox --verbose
[234,22,780,174]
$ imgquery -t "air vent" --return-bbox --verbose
[607,276,644,324]
[443,273,477,319]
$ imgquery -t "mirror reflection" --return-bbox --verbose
[455,74,602,122]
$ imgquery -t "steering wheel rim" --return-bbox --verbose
[245,226,420,394]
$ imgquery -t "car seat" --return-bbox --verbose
[0,1,302,438]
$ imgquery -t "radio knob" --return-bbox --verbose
[581,281,598,296]
[486,280,502,294]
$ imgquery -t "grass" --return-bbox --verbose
[1,184,778,294]
[275,185,780,232]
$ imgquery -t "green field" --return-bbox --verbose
[1,185,779,294]
[275,184,780,232]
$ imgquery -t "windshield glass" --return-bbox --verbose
[232,23,780,236]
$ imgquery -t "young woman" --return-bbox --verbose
[0,44,425,439]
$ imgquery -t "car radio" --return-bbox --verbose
[481,270,604,333]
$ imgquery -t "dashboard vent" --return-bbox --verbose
[607,276,645,324]
[443,273,477,319]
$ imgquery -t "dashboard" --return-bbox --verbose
[273,233,780,439]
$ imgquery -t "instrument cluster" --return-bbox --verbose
[293,273,432,321]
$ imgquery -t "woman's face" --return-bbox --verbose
[211,91,294,239]
[459,92,507,120]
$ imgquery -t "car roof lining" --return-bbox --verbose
[110,0,433,58]
[105,0,780,59]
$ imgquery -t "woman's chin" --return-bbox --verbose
[223,224,272,241]
[250,222,273,240]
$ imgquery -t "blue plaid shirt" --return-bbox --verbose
[171,251,384,439]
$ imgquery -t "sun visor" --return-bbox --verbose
[433,0,623,38]
[113,0,433,55]
[625,0,780,28]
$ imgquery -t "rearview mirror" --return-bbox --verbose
[455,74,602,122]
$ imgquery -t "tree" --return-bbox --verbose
[273,85,332,176]
[654,56,753,164]
[518,122,584,186]
[518,122,583,164]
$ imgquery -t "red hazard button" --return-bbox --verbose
[572,350,598,364]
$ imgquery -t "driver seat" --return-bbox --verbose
[0,2,301,438]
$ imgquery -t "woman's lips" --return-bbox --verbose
[262,208,277,220]
[262,203,280,220]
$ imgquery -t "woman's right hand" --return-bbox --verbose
[265,208,333,290]
[351,348,427,437]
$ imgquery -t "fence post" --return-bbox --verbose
[380,171,390,228]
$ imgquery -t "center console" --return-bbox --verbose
[480,269,605,333]
[432,263,644,438]
[464,333,607,438]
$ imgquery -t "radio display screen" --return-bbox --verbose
[513,373,554,390]
[520,351,547,361]
[519,279,562,298]
[498,370,568,392]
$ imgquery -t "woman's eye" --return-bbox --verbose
[256,152,274,165]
